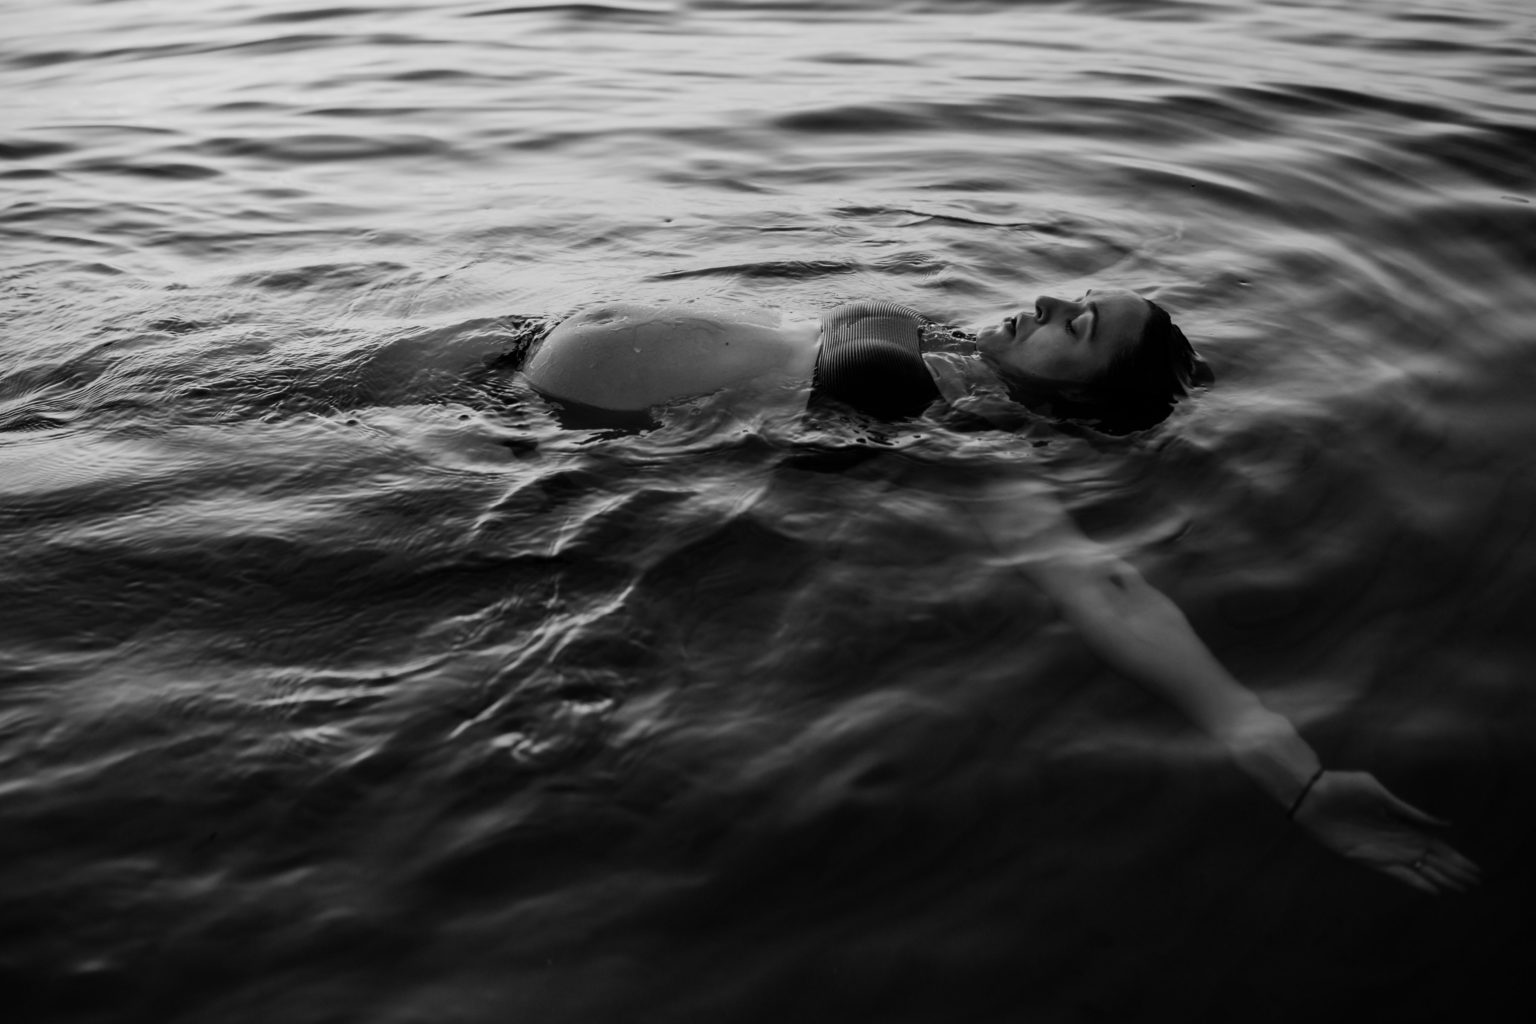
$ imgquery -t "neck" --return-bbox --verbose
[921,322,978,355]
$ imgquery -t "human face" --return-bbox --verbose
[976,288,1152,385]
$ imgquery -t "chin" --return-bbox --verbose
[974,323,1005,356]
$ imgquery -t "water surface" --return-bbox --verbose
[4,0,1535,1021]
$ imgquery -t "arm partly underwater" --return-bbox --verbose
[968,480,1480,895]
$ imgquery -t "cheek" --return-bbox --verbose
[1011,333,1062,373]
[1017,334,1100,382]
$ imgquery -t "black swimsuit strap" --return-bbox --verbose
[814,300,940,420]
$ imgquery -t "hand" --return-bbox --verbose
[1294,770,1480,894]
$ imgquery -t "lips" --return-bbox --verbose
[1006,313,1037,342]
[978,313,1027,357]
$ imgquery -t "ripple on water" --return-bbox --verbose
[189,132,460,164]
[4,0,1536,1020]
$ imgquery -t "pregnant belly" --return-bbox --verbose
[524,303,815,412]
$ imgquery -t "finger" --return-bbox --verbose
[1426,840,1482,877]
[1383,864,1440,895]
[1418,861,1471,894]
[1443,848,1482,878]
[1433,848,1482,887]
[1385,792,1449,828]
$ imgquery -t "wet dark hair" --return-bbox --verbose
[1004,298,1212,435]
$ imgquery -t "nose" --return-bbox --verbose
[1035,295,1065,321]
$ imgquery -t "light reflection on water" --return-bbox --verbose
[3,0,1535,1021]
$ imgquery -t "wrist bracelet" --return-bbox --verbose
[1287,768,1326,819]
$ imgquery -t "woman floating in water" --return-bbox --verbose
[523,289,1479,894]
[525,287,1201,432]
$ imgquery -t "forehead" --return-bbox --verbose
[1093,289,1152,345]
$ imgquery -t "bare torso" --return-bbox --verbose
[523,303,820,412]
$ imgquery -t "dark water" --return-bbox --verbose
[4,0,1535,1020]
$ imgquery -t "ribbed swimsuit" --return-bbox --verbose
[812,300,941,420]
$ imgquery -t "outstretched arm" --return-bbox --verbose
[1025,548,1319,803]
[973,486,1478,892]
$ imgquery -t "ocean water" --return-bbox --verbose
[4,0,1535,1021]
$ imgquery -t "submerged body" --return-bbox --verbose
[523,287,1167,424]
[517,288,1477,895]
